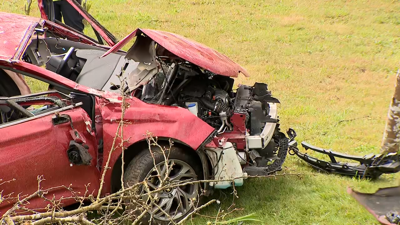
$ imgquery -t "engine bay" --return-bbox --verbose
[132,60,280,137]
[22,33,280,138]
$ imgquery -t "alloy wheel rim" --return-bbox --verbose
[142,159,199,221]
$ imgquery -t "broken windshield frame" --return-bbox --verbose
[39,0,118,46]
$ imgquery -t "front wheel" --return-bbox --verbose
[123,145,202,224]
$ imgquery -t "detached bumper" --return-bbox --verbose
[288,135,400,179]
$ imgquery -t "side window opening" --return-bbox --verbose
[0,69,76,126]
[0,91,71,126]
[0,68,95,128]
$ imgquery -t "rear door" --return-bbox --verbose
[0,94,100,214]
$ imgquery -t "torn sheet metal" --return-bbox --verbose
[125,34,159,90]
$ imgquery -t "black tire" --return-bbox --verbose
[123,145,202,224]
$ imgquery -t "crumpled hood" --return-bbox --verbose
[102,28,249,78]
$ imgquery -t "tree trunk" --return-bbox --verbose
[381,71,400,153]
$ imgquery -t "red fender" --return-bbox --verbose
[99,97,215,194]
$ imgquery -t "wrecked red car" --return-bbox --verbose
[0,0,290,222]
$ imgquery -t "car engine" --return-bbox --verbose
[132,61,279,136]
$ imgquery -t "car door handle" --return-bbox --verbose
[52,114,70,125]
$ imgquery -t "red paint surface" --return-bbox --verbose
[211,113,247,150]
[98,97,215,193]
[0,108,100,214]
[0,12,40,60]
[102,29,249,77]
[37,0,47,21]
[0,59,215,209]
[230,113,247,133]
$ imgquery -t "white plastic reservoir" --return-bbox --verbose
[185,102,198,116]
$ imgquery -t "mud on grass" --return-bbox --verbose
[2,0,400,224]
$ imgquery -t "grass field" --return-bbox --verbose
[2,0,400,224]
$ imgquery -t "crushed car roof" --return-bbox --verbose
[102,29,250,78]
[0,12,41,60]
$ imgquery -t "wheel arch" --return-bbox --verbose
[110,137,212,194]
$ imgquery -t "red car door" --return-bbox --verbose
[0,105,100,215]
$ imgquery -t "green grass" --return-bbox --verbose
[2,0,400,224]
